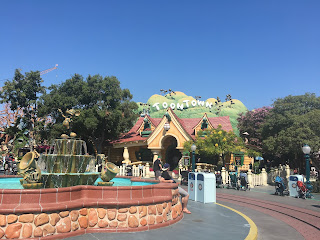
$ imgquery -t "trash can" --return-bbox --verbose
[196,173,216,203]
[288,175,304,197]
[188,172,198,201]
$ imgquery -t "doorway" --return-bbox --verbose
[162,136,182,170]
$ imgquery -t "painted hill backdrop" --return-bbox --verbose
[136,91,247,135]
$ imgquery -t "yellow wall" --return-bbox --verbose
[148,121,188,149]
[227,153,254,171]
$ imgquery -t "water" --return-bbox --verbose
[0,177,156,189]
[0,178,24,189]
[94,177,156,187]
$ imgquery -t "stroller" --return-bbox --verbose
[275,176,288,196]
[296,181,308,199]
[239,172,249,191]
[228,172,238,189]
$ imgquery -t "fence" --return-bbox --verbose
[219,164,291,188]
[118,163,149,178]
[267,164,291,185]
[116,162,293,188]
[117,163,182,179]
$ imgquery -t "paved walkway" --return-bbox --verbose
[66,185,320,240]
[2,173,319,239]
[216,185,320,240]
[66,201,249,240]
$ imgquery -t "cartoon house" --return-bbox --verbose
[110,108,244,170]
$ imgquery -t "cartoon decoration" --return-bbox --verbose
[58,108,80,138]
[18,151,42,189]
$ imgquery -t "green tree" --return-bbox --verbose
[38,74,138,154]
[0,69,46,150]
[261,93,320,169]
[184,125,252,168]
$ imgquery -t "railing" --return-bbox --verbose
[251,173,263,186]
[267,164,291,185]
[118,164,147,177]
[117,163,181,179]
[220,167,268,188]
[116,162,296,187]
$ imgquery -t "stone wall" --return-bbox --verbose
[0,181,182,239]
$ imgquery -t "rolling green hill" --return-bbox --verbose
[136,91,248,135]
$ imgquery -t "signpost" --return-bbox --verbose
[183,156,190,166]
[233,152,244,166]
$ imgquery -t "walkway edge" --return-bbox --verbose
[216,203,258,240]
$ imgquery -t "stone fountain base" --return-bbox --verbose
[0,178,182,239]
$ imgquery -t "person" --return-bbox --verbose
[5,153,13,175]
[153,157,162,180]
[159,163,191,214]
[139,164,144,177]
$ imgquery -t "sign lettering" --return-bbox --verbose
[152,100,214,111]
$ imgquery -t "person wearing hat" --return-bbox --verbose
[160,163,191,214]
[153,157,162,180]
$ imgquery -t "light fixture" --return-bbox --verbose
[302,144,312,198]
[164,122,170,131]
[191,143,196,172]
[302,144,311,154]
[191,144,197,152]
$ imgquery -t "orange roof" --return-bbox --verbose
[113,112,233,145]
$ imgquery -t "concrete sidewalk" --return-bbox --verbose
[66,201,250,240]
[225,185,320,212]
[67,185,319,240]
[216,185,320,240]
[249,184,320,201]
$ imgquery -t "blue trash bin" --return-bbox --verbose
[188,172,198,201]
[196,173,216,203]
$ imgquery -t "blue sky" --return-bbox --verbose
[1,0,319,110]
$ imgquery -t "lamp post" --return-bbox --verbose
[163,122,170,131]
[302,144,313,198]
[191,144,196,172]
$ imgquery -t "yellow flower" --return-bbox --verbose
[218,131,222,135]
[215,143,218,147]
[223,138,226,142]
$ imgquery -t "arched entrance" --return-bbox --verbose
[162,136,182,171]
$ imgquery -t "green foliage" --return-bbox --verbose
[261,93,320,168]
[0,69,46,149]
[38,74,138,153]
[0,69,45,111]
[184,125,246,165]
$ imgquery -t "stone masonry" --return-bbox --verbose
[0,188,182,239]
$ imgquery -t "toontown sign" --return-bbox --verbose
[109,91,248,170]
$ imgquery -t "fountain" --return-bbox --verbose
[18,108,108,189]
[40,138,100,188]
[0,109,183,239]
